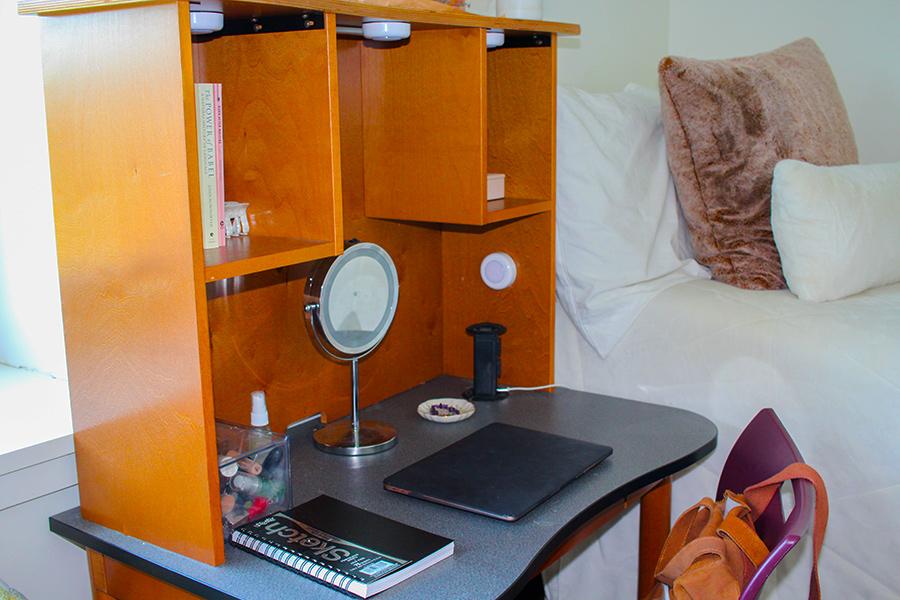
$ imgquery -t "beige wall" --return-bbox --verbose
[668,0,900,164]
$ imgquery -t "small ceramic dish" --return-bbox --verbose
[417,398,476,423]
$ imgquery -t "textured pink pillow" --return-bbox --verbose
[659,38,858,289]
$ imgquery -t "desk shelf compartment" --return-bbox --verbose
[361,28,556,226]
[192,15,344,281]
[485,37,555,225]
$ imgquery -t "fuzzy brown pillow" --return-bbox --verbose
[659,38,858,289]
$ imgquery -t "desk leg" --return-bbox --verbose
[637,477,671,599]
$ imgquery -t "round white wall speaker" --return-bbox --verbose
[480,252,517,290]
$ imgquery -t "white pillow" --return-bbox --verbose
[556,86,708,357]
[772,159,900,302]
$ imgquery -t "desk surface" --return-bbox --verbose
[51,376,716,600]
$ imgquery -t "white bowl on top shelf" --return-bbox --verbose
[417,398,476,423]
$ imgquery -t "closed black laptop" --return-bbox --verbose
[383,423,613,521]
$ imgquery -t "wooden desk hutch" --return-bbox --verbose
[19,0,579,595]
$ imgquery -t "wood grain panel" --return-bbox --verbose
[207,37,444,432]
[484,197,551,224]
[442,213,554,388]
[88,550,107,593]
[485,44,553,217]
[19,0,581,36]
[193,18,343,251]
[442,37,557,389]
[203,236,332,282]
[362,27,486,224]
[40,1,223,564]
[639,478,672,599]
[103,555,200,599]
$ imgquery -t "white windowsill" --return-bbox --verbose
[0,364,74,475]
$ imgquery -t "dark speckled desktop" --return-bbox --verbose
[50,376,716,600]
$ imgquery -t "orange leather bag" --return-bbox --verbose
[645,463,828,600]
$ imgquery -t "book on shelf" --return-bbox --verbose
[194,83,225,249]
[213,83,225,246]
[230,495,454,598]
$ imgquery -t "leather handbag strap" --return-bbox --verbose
[743,463,829,600]
[717,509,770,569]
[654,497,720,584]
[656,536,730,585]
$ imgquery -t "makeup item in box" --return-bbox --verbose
[216,418,291,538]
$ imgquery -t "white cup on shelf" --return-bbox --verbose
[496,0,542,20]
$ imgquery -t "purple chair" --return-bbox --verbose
[716,408,816,600]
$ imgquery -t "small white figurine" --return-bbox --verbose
[224,201,250,238]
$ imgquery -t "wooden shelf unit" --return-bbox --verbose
[24,0,574,590]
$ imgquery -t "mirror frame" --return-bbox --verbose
[304,242,399,361]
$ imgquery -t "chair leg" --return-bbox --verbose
[638,477,671,599]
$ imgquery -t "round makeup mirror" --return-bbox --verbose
[304,242,399,455]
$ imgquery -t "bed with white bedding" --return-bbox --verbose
[548,84,900,599]
[548,281,900,600]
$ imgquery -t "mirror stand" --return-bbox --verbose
[312,356,397,456]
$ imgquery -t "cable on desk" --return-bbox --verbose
[496,384,557,392]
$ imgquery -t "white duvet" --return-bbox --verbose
[547,279,900,600]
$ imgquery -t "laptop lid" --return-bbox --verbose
[383,423,613,521]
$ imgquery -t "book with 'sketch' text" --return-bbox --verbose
[194,83,224,249]
[230,495,454,598]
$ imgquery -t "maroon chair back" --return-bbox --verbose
[716,409,816,600]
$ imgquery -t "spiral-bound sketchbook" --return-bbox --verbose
[231,495,453,598]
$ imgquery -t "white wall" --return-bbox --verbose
[474,0,900,164]
[668,0,900,164]
[469,0,669,92]
[0,1,67,378]
[0,6,84,595]
[544,0,668,92]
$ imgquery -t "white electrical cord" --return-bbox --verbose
[496,384,557,392]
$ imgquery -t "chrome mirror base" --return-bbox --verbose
[312,420,398,456]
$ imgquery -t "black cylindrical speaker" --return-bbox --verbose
[463,322,508,401]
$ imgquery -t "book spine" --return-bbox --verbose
[213,83,226,246]
[194,83,219,250]
[232,531,366,598]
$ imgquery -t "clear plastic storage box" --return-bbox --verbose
[215,421,291,538]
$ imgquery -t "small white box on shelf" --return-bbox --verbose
[487,173,505,200]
